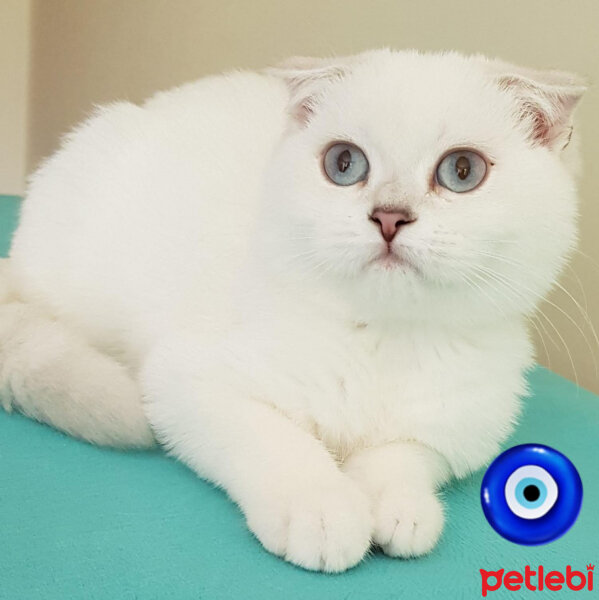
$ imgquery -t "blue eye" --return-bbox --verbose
[436,149,487,193]
[481,444,583,545]
[323,142,369,186]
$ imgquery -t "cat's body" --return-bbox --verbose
[0,49,584,571]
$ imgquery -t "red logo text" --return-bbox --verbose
[480,565,594,596]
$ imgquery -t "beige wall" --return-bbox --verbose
[0,0,31,195]
[18,0,599,392]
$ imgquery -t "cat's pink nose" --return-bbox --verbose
[369,209,416,243]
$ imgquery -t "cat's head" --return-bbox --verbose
[261,49,585,325]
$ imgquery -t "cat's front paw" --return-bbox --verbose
[372,487,444,558]
[245,476,373,573]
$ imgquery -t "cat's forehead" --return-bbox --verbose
[314,52,515,158]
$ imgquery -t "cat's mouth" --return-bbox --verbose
[367,245,416,272]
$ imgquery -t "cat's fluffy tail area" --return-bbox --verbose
[0,277,155,448]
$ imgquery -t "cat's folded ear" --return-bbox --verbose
[265,56,352,125]
[492,61,587,150]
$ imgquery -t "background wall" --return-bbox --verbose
[6,0,599,392]
[0,0,31,195]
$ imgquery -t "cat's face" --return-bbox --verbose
[262,50,585,323]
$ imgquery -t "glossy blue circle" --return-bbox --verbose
[514,477,547,509]
[481,444,583,545]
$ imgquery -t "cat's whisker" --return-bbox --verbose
[535,310,581,393]
[468,238,520,245]
[470,264,582,389]
[565,264,589,314]
[529,314,553,368]
[573,248,599,275]
[475,260,599,363]
[551,280,599,363]
[530,310,561,351]
[374,247,595,383]
[447,256,575,382]
[459,271,510,323]
[469,248,599,376]
[465,268,560,372]
[485,272,578,387]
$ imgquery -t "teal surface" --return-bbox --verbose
[0,195,20,257]
[1,197,598,599]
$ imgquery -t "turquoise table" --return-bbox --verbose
[1,195,598,599]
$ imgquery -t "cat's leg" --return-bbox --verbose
[342,442,451,558]
[0,301,155,448]
[141,339,373,572]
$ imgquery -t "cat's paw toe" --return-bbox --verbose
[373,488,444,558]
[247,477,373,572]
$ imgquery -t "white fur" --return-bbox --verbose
[2,49,584,571]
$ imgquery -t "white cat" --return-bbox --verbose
[0,49,585,572]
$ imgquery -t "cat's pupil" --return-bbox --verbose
[337,150,352,173]
[456,156,470,180]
